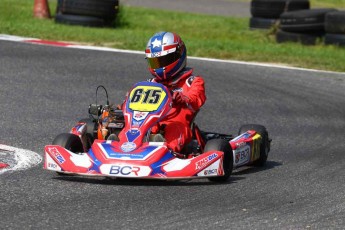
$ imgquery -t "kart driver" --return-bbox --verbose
[144,31,206,153]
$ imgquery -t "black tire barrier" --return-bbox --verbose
[56,0,63,14]
[280,8,337,33]
[276,29,324,45]
[324,33,345,46]
[58,0,119,20]
[251,0,310,19]
[325,11,345,33]
[249,17,277,29]
[55,13,105,27]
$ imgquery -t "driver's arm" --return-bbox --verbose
[183,76,206,111]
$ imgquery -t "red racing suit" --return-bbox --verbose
[151,68,206,152]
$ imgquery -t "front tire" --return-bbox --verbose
[238,124,270,166]
[52,133,84,153]
[204,139,233,182]
[52,133,83,176]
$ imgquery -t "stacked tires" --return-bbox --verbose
[55,0,120,27]
[276,8,337,45]
[325,11,345,46]
[250,0,310,30]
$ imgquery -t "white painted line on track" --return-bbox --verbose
[0,34,35,41]
[1,34,344,76]
[0,144,42,174]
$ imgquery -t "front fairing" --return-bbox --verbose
[44,140,225,179]
[117,81,172,150]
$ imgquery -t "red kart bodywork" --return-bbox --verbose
[45,141,225,179]
[44,81,269,180]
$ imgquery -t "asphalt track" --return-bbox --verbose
[1,38,345,229]
[123,0,251,17]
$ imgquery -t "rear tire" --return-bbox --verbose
[238,124,270,167]
[204,139,233,182]
[78,117,97,147]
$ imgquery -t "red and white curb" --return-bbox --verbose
[0,162,9,169]
[0,144,42,174]
[0,34,142,54]
[1,34,344,75]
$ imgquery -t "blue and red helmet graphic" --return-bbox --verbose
[145,31,187,82]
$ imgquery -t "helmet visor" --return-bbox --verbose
[147,52,181,69]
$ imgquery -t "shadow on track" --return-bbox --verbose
[53,174,245,186]
[51,161,281,186]
[232,160,282,175]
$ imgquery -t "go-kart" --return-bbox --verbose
[44,81,271,182]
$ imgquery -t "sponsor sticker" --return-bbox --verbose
[204,169,218,176]
[45,153,61,171]
[196,159,222,177]
[48,162,58,169]
[234,145,250,165]
[236,142,246,148]
[231,132,251,142]
[48,147,65,164]
[109,165,141,176]
[131,120,143,128]
[121,142,137,152]
[100,164,152,177]
[133,111,148,121]
[195,153,218,170]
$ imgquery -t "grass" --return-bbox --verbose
[311,0,345,8]
[0,0,344,72]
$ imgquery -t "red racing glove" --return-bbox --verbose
[151,123,160,134]
[173,91,189,105]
